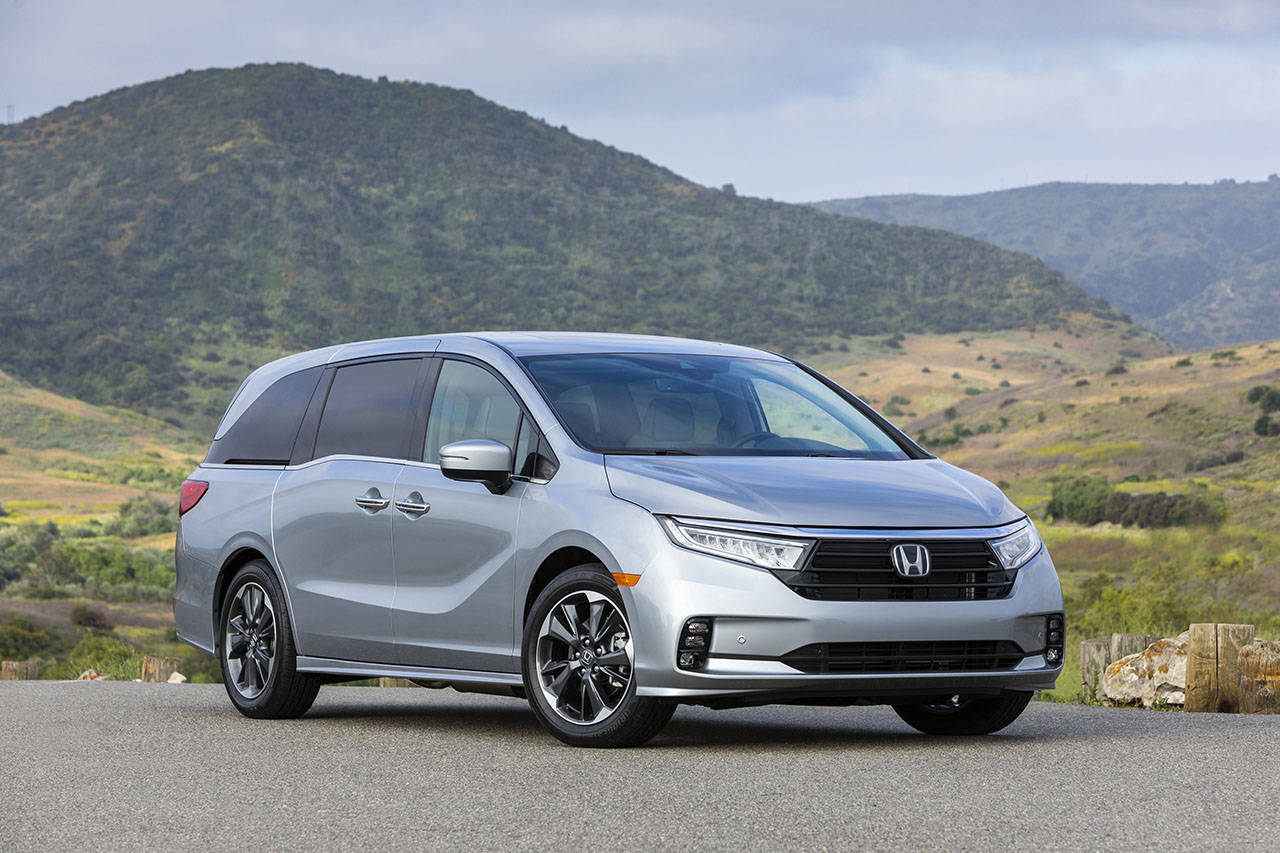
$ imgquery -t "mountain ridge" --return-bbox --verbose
[813,180,1280,347]
[0,63,1118,420]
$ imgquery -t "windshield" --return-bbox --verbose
[520,353,911,459]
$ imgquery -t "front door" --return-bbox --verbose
[272,357,425,663]
[389,358,529,672]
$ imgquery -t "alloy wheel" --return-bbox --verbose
[224,581,277,700]
[535,590,634,725]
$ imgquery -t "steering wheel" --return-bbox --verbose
[733,431,777,448]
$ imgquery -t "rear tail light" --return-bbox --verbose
[179,480,209,516]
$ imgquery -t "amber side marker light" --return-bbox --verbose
[611,573,641,587]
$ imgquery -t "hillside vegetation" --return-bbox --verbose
[823,331,1280,698]
[814,180,1280,348]
[0,64,1116,426]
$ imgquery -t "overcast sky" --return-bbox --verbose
[3,0,1279,201]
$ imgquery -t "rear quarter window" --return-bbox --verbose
[206,366,323,465]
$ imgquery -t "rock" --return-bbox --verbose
[1102,631,1189,708]
[1238,640,1280,714]
[77,669,102,681]
[166,671,187,684]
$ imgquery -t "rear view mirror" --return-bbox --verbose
[439,439,513,494]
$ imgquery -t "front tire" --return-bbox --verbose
[218,561,321,719]
[522,567,675,747]
[893,692,1033,735]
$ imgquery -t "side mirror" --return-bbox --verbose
[438,439,513,494]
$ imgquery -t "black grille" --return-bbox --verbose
[780,539,1015,601]
[782,640,1025,674]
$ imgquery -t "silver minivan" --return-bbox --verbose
[175,332,1063,747]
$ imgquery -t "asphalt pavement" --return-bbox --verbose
[2,681,1277,850]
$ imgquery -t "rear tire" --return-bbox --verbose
[218,561,321,719]
[522,566,675,747]
[893,692,1032,735]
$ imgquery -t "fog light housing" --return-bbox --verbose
[1045,613,1065,667]
[678,618,713,670]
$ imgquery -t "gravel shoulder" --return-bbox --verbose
[3,682,1277,850]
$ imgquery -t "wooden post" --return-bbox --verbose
[379,677,415,688]
[1080,638,1111,701]
[1215,624,1256,713]
[140,655,181,683]
[1,660,38,680]
[1185,623,1218,712]
[1238,640,1280,715]
[1110,633,1157,663]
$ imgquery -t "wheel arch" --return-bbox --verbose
[522,546,610,622]
[212,547,287,650]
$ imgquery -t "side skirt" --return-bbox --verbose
[295,655,522,689]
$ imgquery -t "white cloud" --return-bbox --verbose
[773,45,1280,135]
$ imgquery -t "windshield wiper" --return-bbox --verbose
[602,449,699,456]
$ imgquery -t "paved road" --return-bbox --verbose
[2,682,1277,850]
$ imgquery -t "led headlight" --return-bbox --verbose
[659,518,811,570]
[989,519,1043,570]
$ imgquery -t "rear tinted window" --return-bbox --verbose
[206,367,322,465]
[313,359,422,460]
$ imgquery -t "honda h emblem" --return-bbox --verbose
[890,543,931,578]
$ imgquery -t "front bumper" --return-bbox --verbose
[621,523,1064,700]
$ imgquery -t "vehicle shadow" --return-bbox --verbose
[301,692,1091,750]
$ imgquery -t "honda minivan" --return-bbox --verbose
[175,332,1063,747]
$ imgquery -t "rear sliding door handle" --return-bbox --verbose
[354,488,391,513]
[394,491,431,518]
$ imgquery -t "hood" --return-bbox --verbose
[603,456,1020,529]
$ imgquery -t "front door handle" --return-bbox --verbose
[354,488,390,513]
[394,491,431,518]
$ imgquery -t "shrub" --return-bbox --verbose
[1075,378,1090,387]
[0,616,57,660]
[1186,450,1245,472]
[1259,388,1280,414]
[1246,384,1271,404]
[1046,477,1113,525]
[943,406,957,421]
[964,387,982,396]
[53,633,145,681]
[1046,477,1227,528]
[1172,357,1193,368]
[951,372,961,379]
[1105,363,1128,375]
[103,496,176,538]
[70,603,113,630]
[1256,415,1280,437]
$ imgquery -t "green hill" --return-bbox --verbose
[814,180,1280,348]
[0,63,1116,423]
